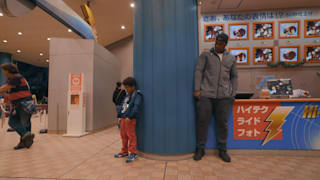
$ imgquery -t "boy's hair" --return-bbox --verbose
[1,63,19,74]
[116,82,121,87]
[123,77,137,87]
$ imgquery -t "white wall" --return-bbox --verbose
[48,38,120,132]
[106,36,134,81]
[93,43,121,129]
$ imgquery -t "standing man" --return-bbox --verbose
[113,82,126,107]
[0,63,36,150]
[113,82,126,128]
[193,33,238,162]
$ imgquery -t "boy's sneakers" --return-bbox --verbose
[126,153,138,163]
[114,152,128,158]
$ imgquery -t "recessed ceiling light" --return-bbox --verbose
[68,29,72,32]
[121,25,126,30]
[18,32,22,35]
[3,40,7,43]
[46,59,49,63]
[130,3,135,8]
[47,37,51,41]
[40,53,44,56]
[17,50,21,53]
[0,13,3,16]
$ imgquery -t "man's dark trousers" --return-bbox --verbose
[196,97,233,151]
[9,104,31,137]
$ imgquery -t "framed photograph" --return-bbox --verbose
[253,47,274,64]
[229,48,250,65]
[279,46,300,63]
[204,24,224,42]
[305,19,320,38]
[305,45,320,63]
[253,22,274,40]
[267,79,293,96]
[71,95,80,105]
[279,20,300,39]
[229,23,249,40]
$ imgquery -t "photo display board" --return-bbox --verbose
[200,8,320,66]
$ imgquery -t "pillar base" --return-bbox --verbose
[63,132,88,137]
[139,152,193,161]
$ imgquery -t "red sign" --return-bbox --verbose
[70,73,82,92]
[233,102,283,140]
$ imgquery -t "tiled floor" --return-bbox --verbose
[0,115,319,180]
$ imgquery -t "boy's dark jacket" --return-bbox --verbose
[117,90,143,119]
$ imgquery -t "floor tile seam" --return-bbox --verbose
[0,176,57,179]
[0,130,120,154]
[57,139,120,179]
[163,161,168,180]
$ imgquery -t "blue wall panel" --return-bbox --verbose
[134,0,198,154]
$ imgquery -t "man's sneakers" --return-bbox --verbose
[114,152,129,158]
[26,133,35,148]
[14,132,35,150]
[14,139,25,150]
[7,128,15,132]
[126,153,138,163]
[193,148,205,161]
[193,148,231,163]
[219,150,231,163]
[22,132,35,148]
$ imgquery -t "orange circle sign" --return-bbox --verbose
[70,73,82,92]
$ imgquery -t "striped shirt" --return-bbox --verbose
[7,74,32,104]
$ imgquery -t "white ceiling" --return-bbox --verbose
[1,0,319,67]
[200,0,320,14]
[0,0,134,67]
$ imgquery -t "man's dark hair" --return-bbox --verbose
[123,77,137,87]
[116,82,121,87]
[1,63,19,74]
[216,33,229,43]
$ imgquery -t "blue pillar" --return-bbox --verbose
[134,0,199,154]
[0,52,12,85]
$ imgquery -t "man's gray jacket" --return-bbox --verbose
[194,48,238,99]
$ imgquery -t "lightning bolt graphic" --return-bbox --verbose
[262,106,294,146]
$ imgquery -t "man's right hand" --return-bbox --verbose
[193,90,201,99]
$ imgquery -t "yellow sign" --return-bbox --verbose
[303,105,320,119]
[81,4,96,26]
[262,106,294,146]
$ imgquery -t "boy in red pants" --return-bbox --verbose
[114,77,143,163]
